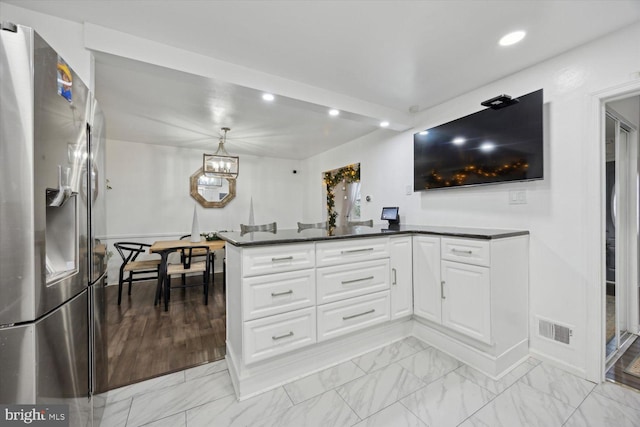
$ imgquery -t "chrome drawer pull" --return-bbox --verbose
[272,256,294,262]
[451,248,473,255]
[392,268,397,286]
[343,309,375,320]
[272,331,294,340]
[441,280,446,299]
[271,289,293,297]
[341,248,374,254]
[341,276,374,285]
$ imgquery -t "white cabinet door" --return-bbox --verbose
[441,260,491,344]
[412,236,441,323]
[389,236,413,319]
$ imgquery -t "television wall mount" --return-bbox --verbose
[481,94,520,110]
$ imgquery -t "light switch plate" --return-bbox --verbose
[509,190,527,204]
[406,185,413,195]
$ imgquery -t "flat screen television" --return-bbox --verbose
[414,89,543,191]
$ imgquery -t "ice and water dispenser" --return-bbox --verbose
[44,165,78,284]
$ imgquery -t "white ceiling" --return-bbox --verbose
[7,0,640,159]
[92,52,380,158]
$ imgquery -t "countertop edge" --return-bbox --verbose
[217,228,529,247]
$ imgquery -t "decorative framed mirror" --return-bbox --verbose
[190,167,236,208]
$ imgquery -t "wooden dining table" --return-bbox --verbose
[149,238,226,310]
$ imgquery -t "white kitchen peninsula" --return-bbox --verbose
[218,225,528,400]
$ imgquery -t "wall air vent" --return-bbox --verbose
[538,318,573,345]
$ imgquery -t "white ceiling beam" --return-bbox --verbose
[83,22,413,131]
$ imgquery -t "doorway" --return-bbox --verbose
[603,97,640,389]
[323,163,361,228]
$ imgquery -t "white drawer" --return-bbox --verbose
[316,291,390,342]
[243,269,316,320]
[243,307,316,364]
[242,243,315,277]
[441,237,490,267]
[316,237,390,267]
[316,259,389,304]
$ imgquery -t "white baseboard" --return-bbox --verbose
[226,316,536,400]
[218,316,599,400]
[412,319,528,380]
[529,349,589,380]
[227,318,413,400]
[225,343,242,400]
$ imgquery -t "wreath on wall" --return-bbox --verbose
[323,163,360,229]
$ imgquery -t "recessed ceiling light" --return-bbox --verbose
[452,137,466,145]
[480,142,496,152]
[262,93,275,101]
[419,131,428,135]
[329,109,340,116]
[380,121,390,128]
[499,30,526,46]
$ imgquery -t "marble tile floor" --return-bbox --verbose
[95,337,640,427]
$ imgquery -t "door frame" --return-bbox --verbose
[587,80,640,382]
[605,108,638,366]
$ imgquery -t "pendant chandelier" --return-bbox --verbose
[203,127,239,179]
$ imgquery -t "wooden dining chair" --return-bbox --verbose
[163,245,211,311]
[216,230,230,294]
[114,242,161,305]
[347,219,374,227]
[179,235,216,287]
[240,222,277,235]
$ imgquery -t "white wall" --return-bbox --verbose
[302,22,640,379]
[609,96,640,128]
[104,139,302,283]
[1,2,93,87]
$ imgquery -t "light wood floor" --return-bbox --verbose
[105,274,226,390]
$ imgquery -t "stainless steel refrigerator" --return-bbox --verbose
[0,22,107,426]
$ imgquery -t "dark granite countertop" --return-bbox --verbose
[216,224,528,247]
